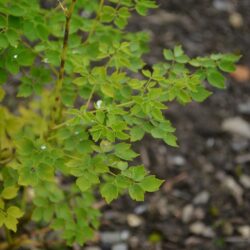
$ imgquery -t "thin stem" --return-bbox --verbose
[51,100,135,130]
[83,0,104,45]
[85,85,96,111]
[57,0,67,13]
[4,226,13,245]
[50,0,77,126]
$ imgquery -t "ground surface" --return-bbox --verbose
[94,1,250,250]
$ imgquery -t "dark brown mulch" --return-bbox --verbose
[98,1,250,250]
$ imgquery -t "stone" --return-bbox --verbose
[182,204,194,223]
[134,204,148,214]
[217,172,243,205]
[213,0,234,12]
[193,208,205,220]
[112,243,128,250]
[238,102,250,115]
[127,214,143,227]
[229,12,244,28]
[190,222,215,238]
[84,247,101,250]
[237,225,250,238]
[223,222,234,236]
[100,230,130,244]
[240,175,250,189]
[193,191,210,205]
[222,117,250,139]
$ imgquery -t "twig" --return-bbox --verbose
[83,0,104,45]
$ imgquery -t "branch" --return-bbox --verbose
[50,0,77,126]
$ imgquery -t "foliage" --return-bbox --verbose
[0,0,240,246]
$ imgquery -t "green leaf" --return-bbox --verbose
[0,34,9,49]
[207,69,226,89]
[130,126,145,141]
[222,53,241,63]
[36,24,49,40]
[100,183,118,203]
[135,0,158,16]
[129,184,144,201]
[218,60,236,73]
[163,133,178,147]
[191,86,212,102]
[115,175,130,188]
[0,15,6,28]
[31,207,43,221]
[101,84,115,97]
[5,29,19,47]
[8,4,26,16]
[175,54,189,63]
[123,165,147,181]
[37,164,54,181]
[1,186,18,200]
[174,45,184,57]
[76,176,92,192]
[115,7,131,28]
[140,175,164,192]
[163,49,174,60]
[17,84,33,97]
[7,206,24,218]
[101,6,116,22]
[114,143,138,161]
[5,59,19,74]
[4,214,18,232]
[18,50,35,66]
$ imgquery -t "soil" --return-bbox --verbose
[97,1,250,250]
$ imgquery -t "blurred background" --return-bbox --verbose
[95,1,250,250]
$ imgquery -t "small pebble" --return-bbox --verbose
[238,102,250,115]
[169,155,186,166]
[193,191,210,205]
[229,12,243,28]
[237,225,250,238]
[112,243,128,250]
[222,117,250,139]
[100,232,122,244]
[213,0,234,12]
[194,208,205,220]
[134,204,148,214]
[190,222,215,238]
[84,247,101,250]
[240,175,250,189]
[217,171,243,205]
[127,214,143,227]
[182,204,194,223]
[120,230,130,241]
[185,236,203,246]
[223,222,234,236]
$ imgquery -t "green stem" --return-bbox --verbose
[50,0,77,126]
[83,0,104,45]
[51,100,136,130]
[85,85,96,111]
[4,226,13,245]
